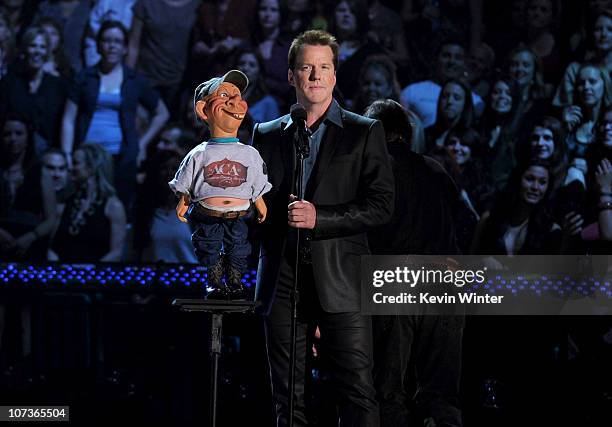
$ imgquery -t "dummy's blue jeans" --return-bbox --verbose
[191,215,250,272]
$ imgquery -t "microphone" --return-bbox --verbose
[290,103,310,158]
[290,103,311,136]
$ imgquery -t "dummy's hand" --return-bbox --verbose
[257,207,267,223]
[288,194,316,229]
[176,203,188,223]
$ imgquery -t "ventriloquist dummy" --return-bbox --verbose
[168,70,271,299]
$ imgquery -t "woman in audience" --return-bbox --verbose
[426,78,474,149]
[354,54,427,153]
[479,75,523,193]
[62,20,168,209]
[38,16,72,78]
[254,0,292,107]
[0,113,36,214]
[2,148,60,261]
[523,0,564,84]
[555,9,612,108]
[50,143,126,262]
[471,160,562,255]
[444,127,489,213]
[562,63,612,176]
[33,0,92,73]
[506,46,552,117]
[0,26,67,152]
[327,0,382,108]
[576,106,612,249]
[520,116,589,230]
[0,9,15,79]
[233,48,280,125]
[133,150,196,263]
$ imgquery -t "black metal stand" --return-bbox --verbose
[172,299,260,427]
[288,124,310,427]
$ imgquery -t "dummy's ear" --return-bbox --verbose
[195,100,209,122]
[288,68,295,87]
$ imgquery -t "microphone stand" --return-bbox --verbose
[288,121,310,427]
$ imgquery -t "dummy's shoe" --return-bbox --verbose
[226,265,248,300]
[206,259,230,299]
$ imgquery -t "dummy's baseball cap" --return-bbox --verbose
[193,69,249,106]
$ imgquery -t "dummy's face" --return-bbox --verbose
[445,136,471,165]
[196,82,248,137]
[520,165,549,205]
[362,66,393,105]
[2,120,27,156]
[439,83,466,123]
[288,44,336,107]
[530,126,555,160]
[42,152,68,191]
[577,66,605,107]
[509,51,535,86]
[491,81,513,114]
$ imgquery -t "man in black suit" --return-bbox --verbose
[252,30,394,426]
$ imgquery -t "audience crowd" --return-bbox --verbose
[1,1,612,423]
[2,0,612,262]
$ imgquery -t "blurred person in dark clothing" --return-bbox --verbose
[425,78,475,150]
[186,0,254,87]
[33,0,91,73]
[62,20,168,210]
[0,26,67,153]
[401,42,484,128]
[38,16,73,78]
[254,0,293,108]
[50,143,126,262]
[326,0,382,109]
[0,9,15,80]
[233,47,280,124]
[0,113,57,261]
[127,0,201,113]
[133,149,196,263]
[365,99,464,427]
[353,54,427,153]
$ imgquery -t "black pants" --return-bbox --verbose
[373,314,464,427]
[264,257,379,426]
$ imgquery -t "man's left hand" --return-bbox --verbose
[288,194,316,229]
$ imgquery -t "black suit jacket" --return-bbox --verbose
[252,104,395,314]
